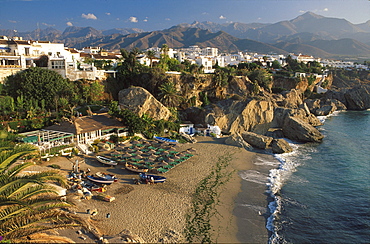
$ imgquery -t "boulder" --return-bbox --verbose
[225,133,252,149]
[265,128,284,139]
[271,139,293,154]
[241,132,273,149]
[282,116,324,142]
[118,87,171,120]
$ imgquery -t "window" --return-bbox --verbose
[51,60,65,69]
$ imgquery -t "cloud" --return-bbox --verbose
[323,8,329,12]
[8,20,18,23]
[105,12,111,16]
[202,12,209,15]
[299,10,306,13]
[66,22,73,26]
[219,15,226,20]
[129,16,138,23]
[143,17,148,22]
[42,22,55,27]
[165,18,171,21]
[82,13,97,20]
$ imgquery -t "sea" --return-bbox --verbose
[240,110,370,243]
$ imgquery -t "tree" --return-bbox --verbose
[146,50,157,68]
[248,68,272,92]
[158,81,181,108]
[271,60,282,69]
[4,67,75,111]
[0,138,85,242]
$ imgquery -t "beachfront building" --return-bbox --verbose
[18,129,75,154]
[44,113,127,154]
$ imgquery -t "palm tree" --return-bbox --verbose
[146,50,156,68]
[158,81,181,108]
[0,140,85,242]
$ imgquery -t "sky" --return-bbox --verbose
[1,0,369,32]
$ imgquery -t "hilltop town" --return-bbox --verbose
[1,35,369,84]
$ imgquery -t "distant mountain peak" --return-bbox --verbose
[292,11,324,22]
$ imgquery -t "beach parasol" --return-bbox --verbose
[146,158,156,163]
[157,161,168,166]
[134,155,143,160]
[121,153,132,158]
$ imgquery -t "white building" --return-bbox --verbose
[0,36,119,82]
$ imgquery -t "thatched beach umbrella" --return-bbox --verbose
[134,155,143,160]
[158,161,168,166]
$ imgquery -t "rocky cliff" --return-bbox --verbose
[116,72,369,149]
[324,84,370,110]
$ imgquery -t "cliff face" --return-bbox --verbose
[324,84,370,110]
[202,99,275,135]
[117,71,369,145]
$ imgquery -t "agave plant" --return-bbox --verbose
[0,141,85,242]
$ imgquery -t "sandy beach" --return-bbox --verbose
[36,136,268,243]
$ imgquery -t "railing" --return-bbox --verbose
[0,65,22,68]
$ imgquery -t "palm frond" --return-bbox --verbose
[0,210,86,240]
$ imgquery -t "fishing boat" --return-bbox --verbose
[139,173,166,183]
[154,136,177,143]
[96,155,118,166]
[87,172,117,184]
[125,162,149,173]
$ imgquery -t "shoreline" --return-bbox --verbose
[35,136,268,243]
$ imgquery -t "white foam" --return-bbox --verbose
[239,170,268,185]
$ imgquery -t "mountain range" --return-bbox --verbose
[1,12,370,59]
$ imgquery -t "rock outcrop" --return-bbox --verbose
[118,87,171,120]
[304,98,347,116]
[241,132,273,149]
[201,98,275,135]
[225,133,252,149]
[272,107,323,128]
[271,139,293,154]
[324,85,370,110]
[282,116,324,142]
[279,89,303,108]
[344,85,370,110]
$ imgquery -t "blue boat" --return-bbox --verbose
[154,136,177,143]
[139,173,166,183]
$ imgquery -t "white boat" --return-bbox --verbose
[87,172,117,184]
[96,156,118,166]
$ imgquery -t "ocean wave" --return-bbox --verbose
[266,140,309,244]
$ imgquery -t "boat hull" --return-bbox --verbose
[125,163,149,173]
[139,173,166,183]
[87,175,115,184]
[96,156,118,166]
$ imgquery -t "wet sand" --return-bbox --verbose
[36,136,268,243]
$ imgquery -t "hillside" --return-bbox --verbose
[1,11,370,58]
